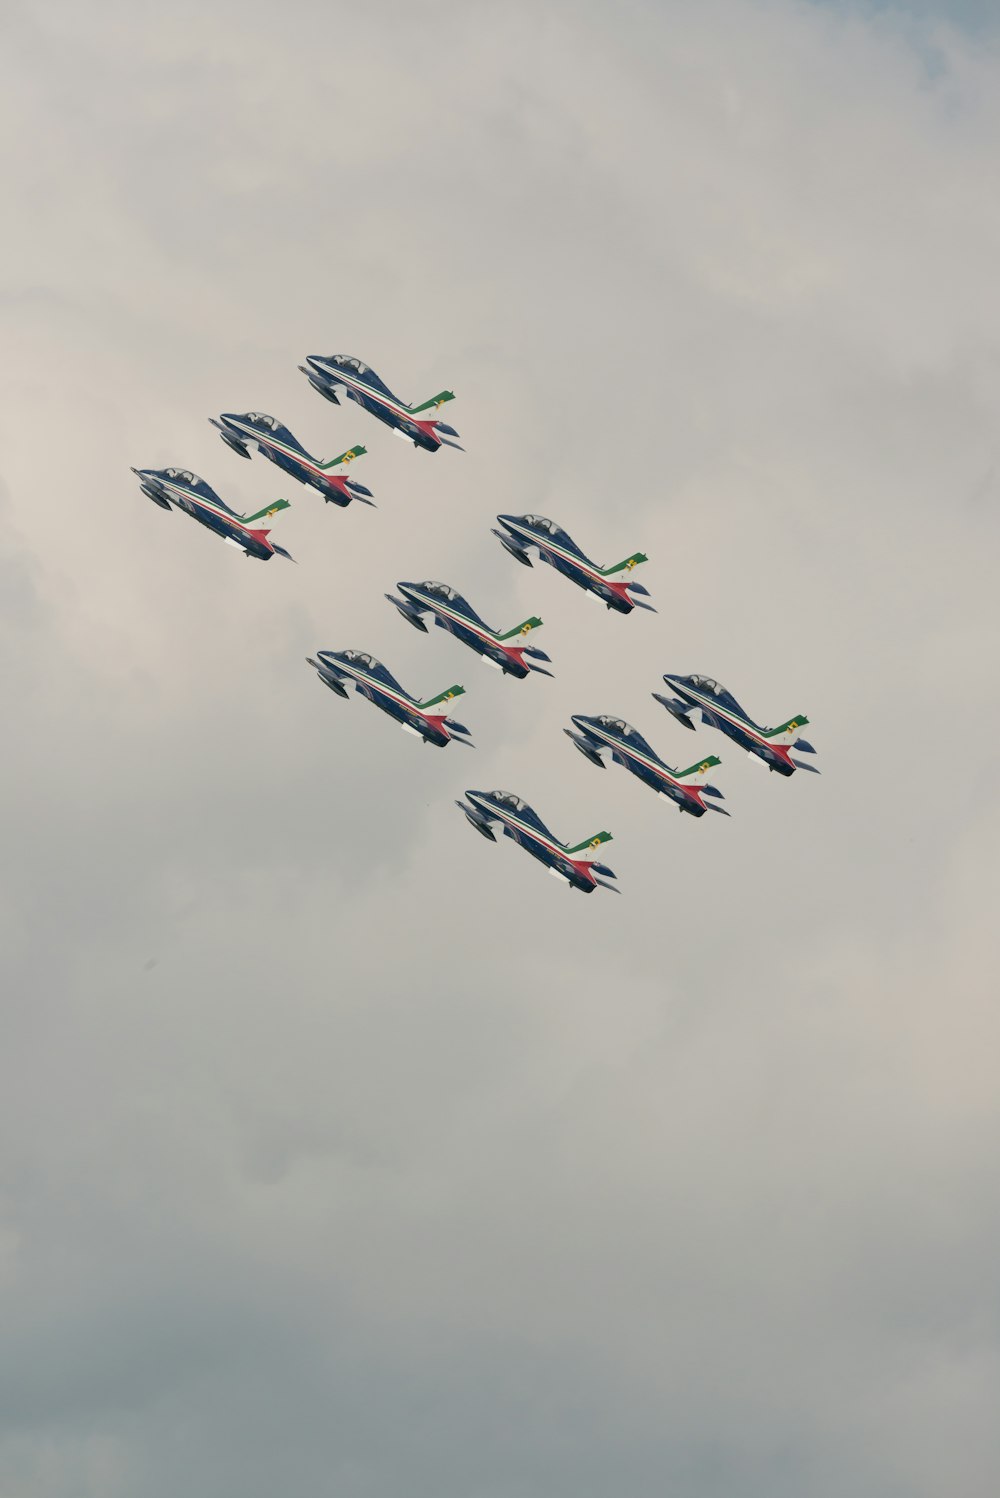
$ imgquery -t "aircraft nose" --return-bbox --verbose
[305,355,324,373]
[496,514,515,528]
[571,714,588,732]
[397,581,416,597]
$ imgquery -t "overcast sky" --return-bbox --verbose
[2,1,999,1495]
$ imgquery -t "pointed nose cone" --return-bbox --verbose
[305,356,326,374]
[466,789,485,803]
[397,581,417,600]
[571,714,589,733]
[663,672,684,688]
[496,514,516,530]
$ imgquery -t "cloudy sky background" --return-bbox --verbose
[2,1,999,1493]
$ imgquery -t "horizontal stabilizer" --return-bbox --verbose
[704,800,731,815]
[630,597,657,612]
[435,422,460,437]
[346,479,374,498]
[794,737,816,753]
[523,646,551,662]
[791,758,821,773]
[629,582,650,596]
[272,544,295,562]
[592,877,621,894]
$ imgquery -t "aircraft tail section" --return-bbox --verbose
[417,683,466,711]
[599,551,648,579]
[674,754,722,786]
[243,498,291,524]
[762,714,810,747]
[319,445,367,470]
[408,389,456,415]
[494,615,543,642]
[563,829,613,857]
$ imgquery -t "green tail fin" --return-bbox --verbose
[319,444,367,470]
[764,714,809,740]
[408,390,455,415]
[564,829,613,856]
[599,551,648,577]
[418,683,466,711]
[243,498,291,524]
[495,615,543,642]
[676,754,722,780]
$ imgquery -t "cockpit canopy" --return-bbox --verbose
[165,468,201,487]
[243,412,279,430]
[420,581,458,601]
[343,651,380,670]
[596,716,632,736]
[331,356,369,374]
[689,675,722,694]
[493,791,527,813]
[522,514,558,534]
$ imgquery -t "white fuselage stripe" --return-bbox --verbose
[312,366,412,421]
[673,684,770,746]
[583,723,685,786]
[226,420,336,482]
[503,520,611,588]
[406,592,501,650]
[160,479,253,535]
[468,797,570,860]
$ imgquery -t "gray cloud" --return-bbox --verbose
[1,1,999,1494]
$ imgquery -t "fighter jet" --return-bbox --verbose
[654,674,818,776]
[130,466,293,561]
[209,411,374,507]
[565,714,728,816]
[455,789,618,893]
[299,355,461,453]
[306,650,472,748]
[491,514,653,614]
[385,580,553,679]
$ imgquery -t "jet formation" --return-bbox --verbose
[133,352,818,894]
